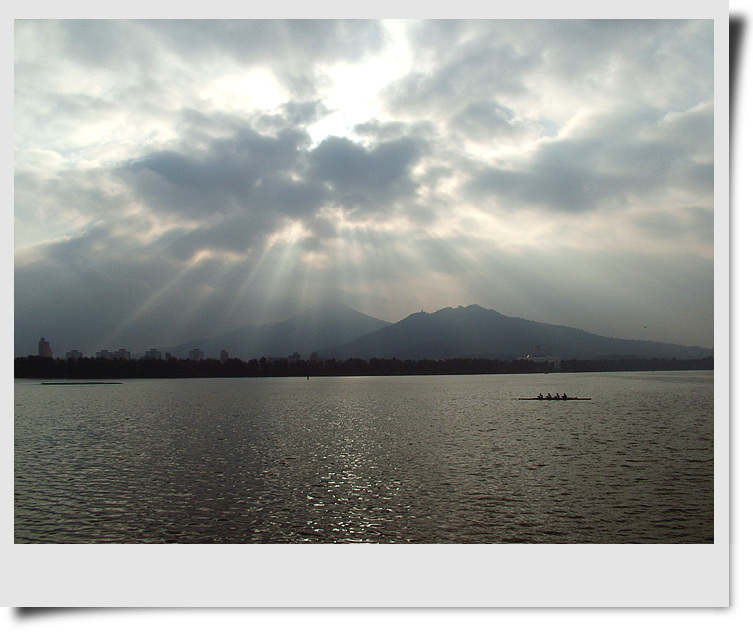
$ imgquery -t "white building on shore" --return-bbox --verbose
[519,345,561,367]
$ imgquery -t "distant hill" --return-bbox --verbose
[163,303,392,360]
[317,304,712,361]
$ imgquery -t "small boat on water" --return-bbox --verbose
[41,381,123,386]
[517,395,591,401]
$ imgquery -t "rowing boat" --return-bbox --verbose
[517,397,591,401]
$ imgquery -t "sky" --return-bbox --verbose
[13,18,716,357]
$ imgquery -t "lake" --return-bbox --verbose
[14,371,714,543]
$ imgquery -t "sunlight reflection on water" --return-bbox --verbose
[14,372,713,543]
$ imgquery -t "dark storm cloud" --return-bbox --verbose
[154,178,335,261]
[463,136,626,214]
[124,126,314,218]
[308,135,424,213]
[159,219,266,261]
[353,119,438,143]
[462,102,712,214]
[126,119,427,220]
[250,102,333,137]
[115,114,431,260]
[449,101,520,139]
[465,155,642,215]
[281,101,331,126]
[353,120,410,140]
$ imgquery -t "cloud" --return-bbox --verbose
[461,100,713,216]
[114,117,433,262]
[143,20,385,65]
[139,20,387,101]
[308,135,425,214]
[127,126,311,209]
[632,206,714,245]
[449,101,523,140]
[115,124,324,260]
[381,20,712,145]
[382,27,537,118]
[14,20,716,356]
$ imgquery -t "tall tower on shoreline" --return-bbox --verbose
[38,338,53,358]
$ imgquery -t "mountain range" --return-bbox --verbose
[163,303,390,360]
[166,303,712,362]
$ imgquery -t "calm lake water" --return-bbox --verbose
[14,371,714,543]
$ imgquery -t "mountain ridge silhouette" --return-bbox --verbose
[316,304,712,361]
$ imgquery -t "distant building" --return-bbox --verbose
[144,349,162,360]
[188,348,204,361]
[65,349,83,360]
[309,352,319,361]
[96,349,114,359]
[288,352,301,362]
[220,349,229,363]
[113,349,131,360]
[519,345,561,367]
[165,352,174,361]
[38,338,53,358]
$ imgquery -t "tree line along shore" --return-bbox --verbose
[15,354,714,380]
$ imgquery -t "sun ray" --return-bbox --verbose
[98,260,201,351]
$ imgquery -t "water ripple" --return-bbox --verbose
[15,372,713,543]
